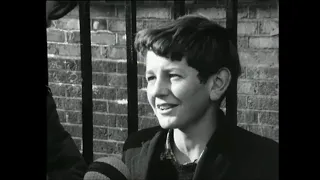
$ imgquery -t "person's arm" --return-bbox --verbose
[47,88,88,180]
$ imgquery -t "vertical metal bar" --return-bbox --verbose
[173,0,186,19]
[125,0,138,136]
[225,0,238,126]
[79,1,93,164]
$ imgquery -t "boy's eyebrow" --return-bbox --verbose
[145,67,183,75]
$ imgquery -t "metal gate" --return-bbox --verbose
[47,0,239,165]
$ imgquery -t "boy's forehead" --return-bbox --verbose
[145,51,188,71]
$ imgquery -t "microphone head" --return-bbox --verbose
[84,156,130,180]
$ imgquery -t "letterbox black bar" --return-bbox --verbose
[173,0,186,19]
[79,1,93,164]
[125,0,138,136]
[225,0,238,126]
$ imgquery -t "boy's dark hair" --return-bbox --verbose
[134,14,241,98]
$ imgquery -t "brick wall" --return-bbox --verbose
[47,0,279,159]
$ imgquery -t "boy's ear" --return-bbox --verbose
[207,68,232,101]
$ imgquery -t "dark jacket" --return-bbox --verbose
[122,110,278,180]
[47,87,88,180]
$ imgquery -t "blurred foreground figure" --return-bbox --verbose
[46,1,88,180]
[122,14,278,180]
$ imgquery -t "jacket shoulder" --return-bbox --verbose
[231,126,278,179]
[123,126,162,151]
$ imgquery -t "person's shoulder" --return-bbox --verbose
[123,126,163,151]
[233,125,278,152]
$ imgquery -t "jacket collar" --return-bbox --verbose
[141,109,234,180]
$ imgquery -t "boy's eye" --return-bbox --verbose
[146,76,156,82]
[169,74,181,79]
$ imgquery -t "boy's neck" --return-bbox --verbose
[172,108,218,164]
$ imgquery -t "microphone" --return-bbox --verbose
[84,156,130,180]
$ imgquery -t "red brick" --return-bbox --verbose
[48,70,81,84]
[249,36,278,49]
[237,36,249,49]
[237,80,259,95]
[54,19,80,30]
[92,61,117,73]
[62,124,82,137]
[248,5,270,19]
[90,4,116,18]
[116,115,128,128]
[108,74,127,88]
[117,62,127,74]
[143,20,171,29]
[91,32,116,45]
[238,124,262,136]
[65,59,81,71]
[66,111,81,124]
[137,63,146,75]
[270,6,279,18]
[261,125,278,140]
[66,31,80,43]
[258,111,278,126]
[93,140,118,153]
[246,67,278,80]
[107,128,128,141]
[138,104,154,117]
[138,90,148,103]
[92,73,110,86]
[139,117,159,130]
[237,6,249,19]
[245,110,259,124]
[93,86,116,100]
[237,22,258,35]
[116,88,127,100]
[66,85,81,98]
[108,102,127,114]
[259,20,278,35]
[48,58,65,70]
[57,110,66,123]
[93,126,108,140]
[53,97,65,109]
[64,98,82,111]
[137,7,171,19]
[138,76,145,89]
[247,96,278,111]
[236,110,245,123]
[49,83,66,96]
[47,29,65,42]
[116,33,126,45]
[92,46,104,59]
[238,95,247,109]
[47,43,80,56]
[92,19,108,31]
[257,82,278,96]
[108,19,125,32]
[188,7,226,19]
[93,113,116,127]
[102,46,126,59]
[239,50,278,67]
[93,100,108,113]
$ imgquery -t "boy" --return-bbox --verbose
[122,14,278,180]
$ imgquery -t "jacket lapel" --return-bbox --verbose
[193,111,233,180]
[137,129,168,180]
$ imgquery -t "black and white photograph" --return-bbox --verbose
[46,0,279,179]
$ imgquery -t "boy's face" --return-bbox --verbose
[145,51,213,130]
